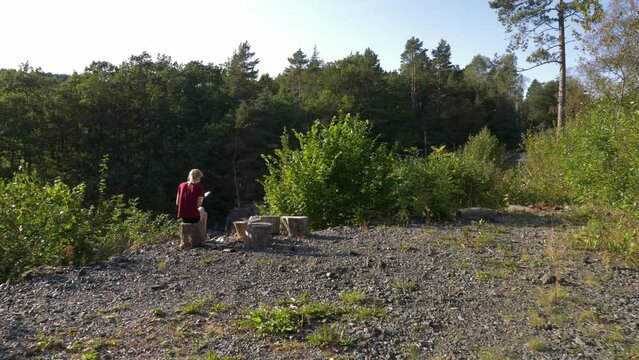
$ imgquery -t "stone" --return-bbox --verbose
[326,272,338,279]
[573,336,586,346]
[150,283,168,291]
[504,205,538,214]
[456,207,501,222]
[540,273,557,285]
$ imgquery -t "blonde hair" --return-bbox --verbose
[187,169,203,183]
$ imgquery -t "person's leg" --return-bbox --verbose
[198,207,208,237]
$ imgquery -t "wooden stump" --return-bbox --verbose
[180,222,206,249]
[281,216,309,237]
[245,222,272,249]
[248,215,281,235]
[233,221,248,237]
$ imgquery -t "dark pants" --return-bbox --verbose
[181,216,200,224]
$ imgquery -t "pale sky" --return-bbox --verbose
[1,0,581,85]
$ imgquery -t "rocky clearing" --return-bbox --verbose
[1,213,638,359]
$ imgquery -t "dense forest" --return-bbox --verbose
[0,38,570,217]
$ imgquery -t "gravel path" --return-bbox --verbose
[1,216,638,359]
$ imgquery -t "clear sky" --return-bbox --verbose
[1,0,580,86]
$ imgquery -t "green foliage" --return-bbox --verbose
[394,128,506,220]
[509,97,639,264]
[457,128,506,206]
[261,114,396,229]
[390,281,418,293]
[338,290,367,305]
[394,149,458,221]
[205,352,238,360]
[305,323,353,347]
[510,98,639,207]
[0,163,174,282]
[244,307,303,335]
[525,338,547,352]
[0,164,90,278]
[1,41,527,218]
[177,297,211,315]
[263,122,506,226]
[571,208,638,267]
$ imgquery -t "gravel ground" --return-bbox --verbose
[1,214,638,359]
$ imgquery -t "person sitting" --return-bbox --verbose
[176,169,207,231]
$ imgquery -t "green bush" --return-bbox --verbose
[0,163,174,282]
[261,114,396,229]
[509,98,639,208]
[393,148,460,221]
[394,128,506,220]
[262,120,506,226]
[0,165,91,279]
[507,97,639,264]
[457,127,506,207]
[505,130,578,205]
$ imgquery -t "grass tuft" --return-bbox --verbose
[306,323,352,347]
[338,290,367,305]
[525,338,547,352]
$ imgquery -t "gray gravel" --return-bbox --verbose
[1,217,638,359]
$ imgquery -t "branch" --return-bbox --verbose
[526,19,558,34]
[543,43,563,51]
[518,60,559,72]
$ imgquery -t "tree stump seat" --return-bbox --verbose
[244,222,272,249]
[180,222,206,249]
[233,220,248,238]
[248,215,281,234]
[281,216,309,237]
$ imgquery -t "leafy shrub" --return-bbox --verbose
[509,98,639,207]
[0,162,175,282]
[261,114,396,229]
[504,130,576,205]
[507,97,639,264]
[394,128,506,220]
[457,127,506,207]
[306,323,352,347]
[570,207,638,267]
[0,165,91,280]
[262,118,505,226]
[393,148,460,221]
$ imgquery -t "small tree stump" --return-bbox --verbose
[245,222,272,249]
[233,221,248,238]
[281,216,309,237]
[248,215,281,234]
[180,222,206,249]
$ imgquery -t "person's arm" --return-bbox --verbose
[197,183,205,208]
[176,193,180,206]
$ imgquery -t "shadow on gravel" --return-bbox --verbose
[89,256,141,271]
[308,234,346,242]
[456,213,567,228]
[239,238,325,257]
[1,322,31,358]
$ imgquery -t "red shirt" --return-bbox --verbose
[177,182,205,218]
